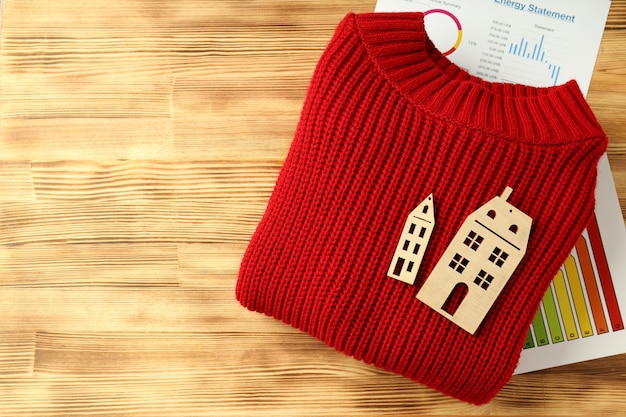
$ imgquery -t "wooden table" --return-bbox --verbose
[1,1,624,415]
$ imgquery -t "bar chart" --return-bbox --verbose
[523,216,624,350]
[508,34,561,85]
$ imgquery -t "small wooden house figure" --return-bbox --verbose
[416,187,532,334]
[387,194,435,285]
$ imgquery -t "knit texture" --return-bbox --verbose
[236,12,607,404]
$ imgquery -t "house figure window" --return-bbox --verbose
[488,247,509,267]
[449,253,469,274]
[474,270,495,290]
[463,230,484,251]
[417,187,532,334]
[388,194,436,285]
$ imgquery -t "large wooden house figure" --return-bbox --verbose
[387,194,435,285]
[416,187,532,334]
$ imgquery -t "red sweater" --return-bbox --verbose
[237,12,607,404]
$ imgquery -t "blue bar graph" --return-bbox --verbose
[508,34,561,85]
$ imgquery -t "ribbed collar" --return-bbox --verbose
[352,12,604,145]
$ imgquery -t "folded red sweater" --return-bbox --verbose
[236,12,607,404]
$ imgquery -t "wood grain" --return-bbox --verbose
[0,0,625,415]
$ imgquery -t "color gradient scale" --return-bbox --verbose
[524,215,624,349]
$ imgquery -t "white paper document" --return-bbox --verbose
[375,0,610,94]
[375,0,625,374]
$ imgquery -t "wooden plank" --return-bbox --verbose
[1,0,372,29]
[0,161,280,244]
[605,0,626,29]
[30,160,279,201]
[606,154,626,221]
[0,161,34,202]
[0,118,175,160]
[0,332,620,416]
[0,243,179,287]
[0,75,175,159]
[0,287,281,334]
[1,75,173,119]
[587,32,626,147]
[0,200,264,245]
[0,2,370,161]
[0,28,330,78]
[173,77,301,159]
[178,242,247,288]
[0,333,35,377]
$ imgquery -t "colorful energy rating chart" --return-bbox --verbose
[515,178,626,375]
[523,216,624,350]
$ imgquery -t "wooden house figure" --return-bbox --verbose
[416,187,532,334]
[387,194,435,285]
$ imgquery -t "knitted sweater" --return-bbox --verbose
[236,12,607,404]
